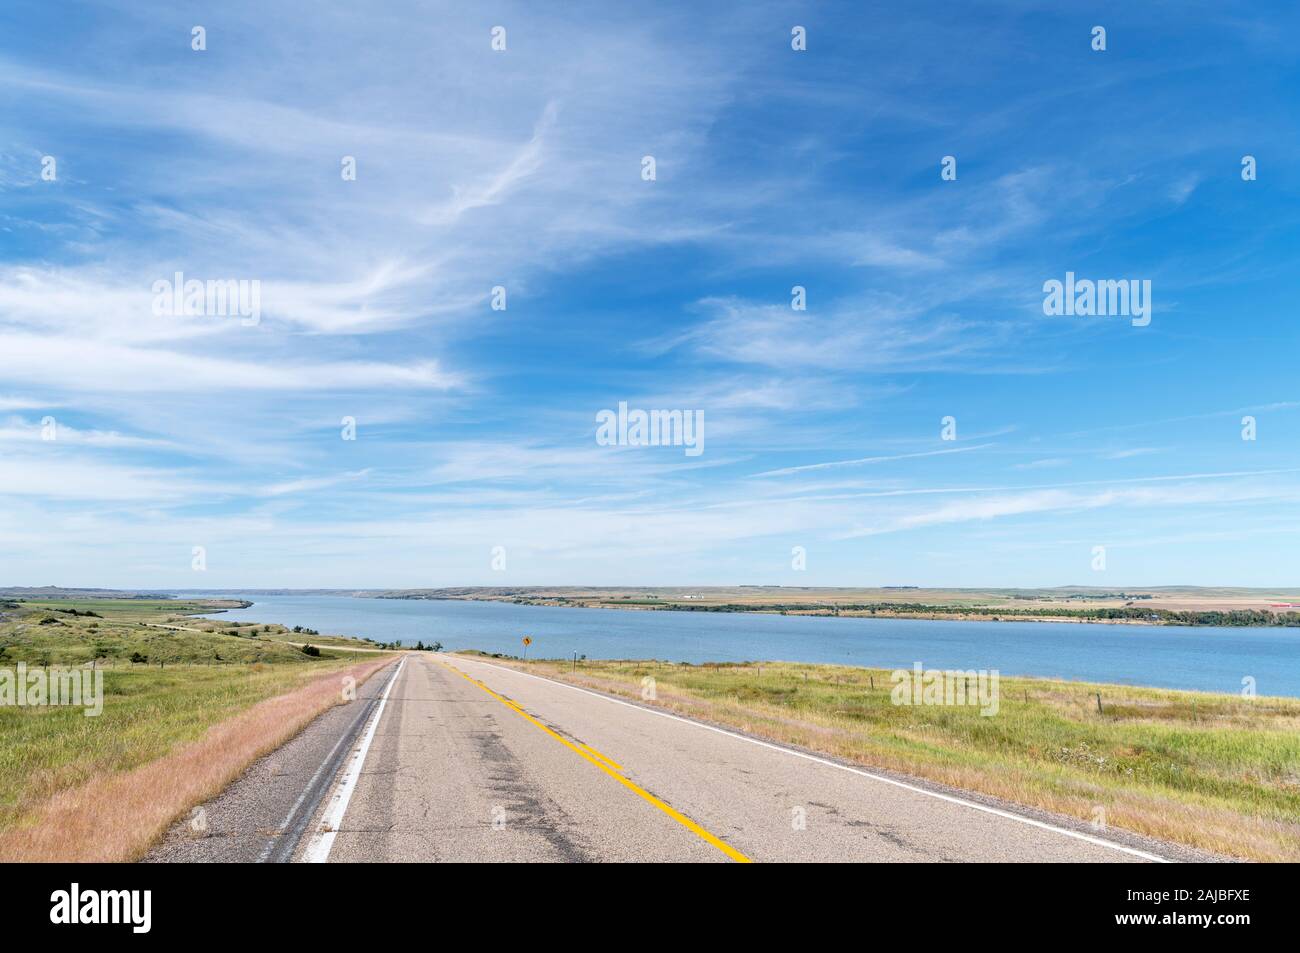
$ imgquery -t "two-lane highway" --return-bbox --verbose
[285,653,1170,863]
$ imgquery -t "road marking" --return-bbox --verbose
[258,666,391,864]
[450,656,1172,864]
[300,656,407,863]
[437,659,751,864]
[578,742,625,773]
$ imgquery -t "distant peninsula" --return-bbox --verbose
[367,586,1300,628]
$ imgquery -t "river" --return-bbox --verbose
[188,593,1300,697]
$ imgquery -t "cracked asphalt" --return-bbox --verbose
[151,653,1210,863]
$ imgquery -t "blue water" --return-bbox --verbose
[190,594,1300,697]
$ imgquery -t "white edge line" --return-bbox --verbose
[300,657,406,864]
[448,655,1172,864]
[260,659,405,862]
[257,705,365,863]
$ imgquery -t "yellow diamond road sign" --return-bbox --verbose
[522,637,532,646]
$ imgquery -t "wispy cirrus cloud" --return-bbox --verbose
[1,1,1297,587]
[654,296,1004,371]
[0,334,459,392]
[753,444,994,478]
[838,478,1300,540]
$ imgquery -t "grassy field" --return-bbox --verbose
[0,597,394,850]
[0,660,377,837]
[466,654,1300,861]
[0,597,382,665]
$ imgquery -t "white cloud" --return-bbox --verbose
[0,415,176,449]
[0,334,459,392]
[753,444,993,478]
[839,479,1300,539]
[660,296,1000,371]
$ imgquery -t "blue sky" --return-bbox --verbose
[1,1,1298,588]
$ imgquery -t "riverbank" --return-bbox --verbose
[373,586,1300,628]
[462,653,1300,861]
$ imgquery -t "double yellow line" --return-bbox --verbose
[438,660,751,863]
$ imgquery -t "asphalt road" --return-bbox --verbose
[146,659,402,863]
[147,652,1213,863]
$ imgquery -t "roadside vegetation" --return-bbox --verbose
[0,597,395,858]
[468,655,1300,862]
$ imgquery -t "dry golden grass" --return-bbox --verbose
[0,656,395,862]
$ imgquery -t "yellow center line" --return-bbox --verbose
[577,742,625,774]
[436,659,752,864]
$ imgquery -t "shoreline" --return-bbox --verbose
[378,593,1300,629]
[461,648,1297,702]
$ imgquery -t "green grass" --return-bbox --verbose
[0,597,394,834]
[0,661,367,833]
[492,657,1300,860]
[250,629,382,649]
[1,598,380,665]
